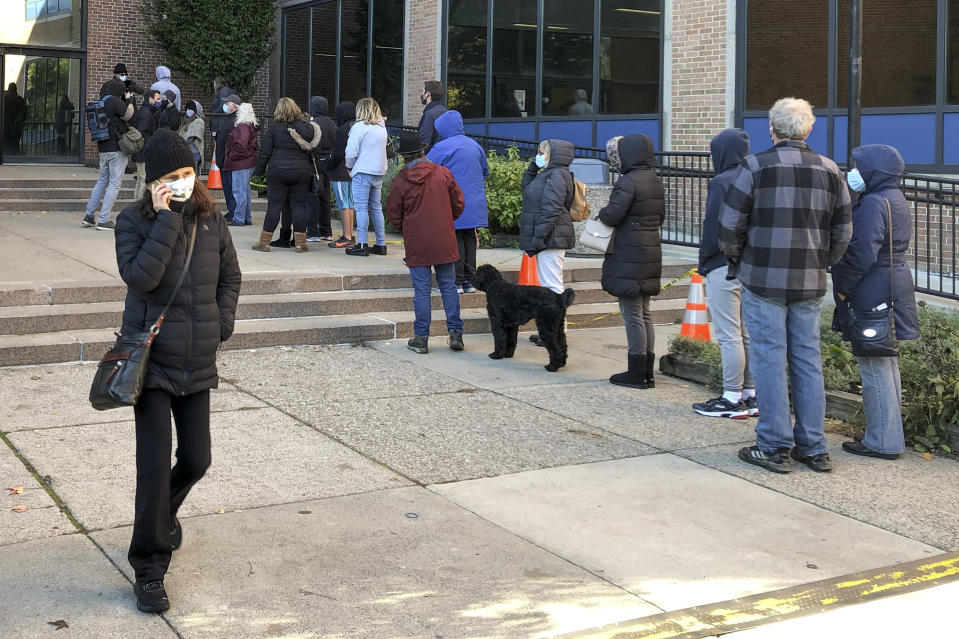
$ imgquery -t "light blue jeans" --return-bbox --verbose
[231,167,254,224]
[85,151,128,222]
[857,355,906,454]
[352,172,385,246]
[706,266,755,393]
[742,288,827,456]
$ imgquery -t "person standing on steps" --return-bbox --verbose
[179,100,206,171]
[386,131,466,354]
[327,101,357,248]
[306,96,337,243]
[82,78,135,231]
[598,134,665,390]
[131,90,161,201]
[150,65,180,110]
[114,128,240,614]
[344,97,389,257]
[213,93,240,223]
[417,80,447,152]
[692,128,757,418]
[224,103,259,227]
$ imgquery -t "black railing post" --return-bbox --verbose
[848,0,863,165]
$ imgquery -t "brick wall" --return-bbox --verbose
[669,0,729,152]
[83,0,270,165]
[405,0,439,126]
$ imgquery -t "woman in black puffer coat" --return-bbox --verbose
[599,134,665,389]
[114,128,241,614]
[519,139,576,294]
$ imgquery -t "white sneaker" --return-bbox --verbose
[306,236,322,242]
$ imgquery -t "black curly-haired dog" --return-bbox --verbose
[472,264,575,372]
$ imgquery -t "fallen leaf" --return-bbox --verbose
[11,504,28,513]
[7,485,24,495]
[31,375,41,380]
[47,620,68,630]
[922,453,933,460]
[216,508,226,514]
[299,587,337,600]
[299,587,315,595]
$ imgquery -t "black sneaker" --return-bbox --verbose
[170,517,182,551]
[790,449,834,472]
[407,335,428,354]
[96,220,116,231]
[744,396,759,417]
[693,396,749,419]
[329,235,354,248]
[738,445,792,473]
[448,330,464,351]
[841,441,899,460]
[345,243,369,256]
[82,214,96,227]
[134,579,170,613]
[369,244,387,255]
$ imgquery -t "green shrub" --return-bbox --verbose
[667,336,725,392]
[485,146,527,234]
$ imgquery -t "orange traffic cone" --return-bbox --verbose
[679,270,711,341]
[519,254,541,286]
[206,144,222,190]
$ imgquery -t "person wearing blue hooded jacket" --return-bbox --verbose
[832,144,919,460]
[428,110,489,293]
[692,128,757,419]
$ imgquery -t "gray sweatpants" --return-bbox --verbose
[705,265,755,393]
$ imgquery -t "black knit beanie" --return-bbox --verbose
[144,129,196,183]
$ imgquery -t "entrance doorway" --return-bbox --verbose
[1,53,83,163]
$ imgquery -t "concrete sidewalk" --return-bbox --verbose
[2,326,958,638]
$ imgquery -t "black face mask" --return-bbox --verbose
[420,93,428,106]
[150,101,161,111]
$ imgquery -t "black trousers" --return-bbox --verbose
[306,171,333,238]
[455,228,478,286]
[129,388,211,582]
[265,168,311,233]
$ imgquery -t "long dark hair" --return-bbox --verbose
[132,178,215,221]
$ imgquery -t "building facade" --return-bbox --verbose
[1,0,954,173]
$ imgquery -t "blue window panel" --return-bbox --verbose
[861,114,936,165]
[538,121,593,147]
[833,116,848,165]
[743,116,828,157]
[595,120,659,150]
[463,123,487,136]
[488,121,536,141]
[944,114,959,165]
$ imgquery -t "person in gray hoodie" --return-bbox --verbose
[150,66,181,110]
[692,128,757,419]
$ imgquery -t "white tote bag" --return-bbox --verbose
[579,217,615,253]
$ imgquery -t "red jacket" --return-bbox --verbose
[386,159,464,267]
[224,123,259,171]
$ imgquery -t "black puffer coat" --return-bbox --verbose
[115,205,241,396]
[519,139,575,252]
[253,119,322,176]
[599,134,665,297]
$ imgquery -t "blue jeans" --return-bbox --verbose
[742,288,827,456]
[409,263,462,337]
[85,151,128,222]
[857,355,906,454]
[352,172,385,246]
[231,167,254,223]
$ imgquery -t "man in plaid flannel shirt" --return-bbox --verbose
[719,97,852,475]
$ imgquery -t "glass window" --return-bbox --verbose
[491,2,537,117]
[600,0,660,115]
[10,0,81,47]
[543,0,594,116]
[838,0,936,107]
[3,55,82,160]
[340,0,370,104]
[448,0,488,119]
[372,0,404,120]
[745,0,828,110]
[311,3,337,107]
[951,0,959,102]
[283,8,311,108]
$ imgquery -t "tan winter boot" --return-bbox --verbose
[293,232,308,252]
[252,230,273,252]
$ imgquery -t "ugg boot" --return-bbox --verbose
[645,352,656,388]
[270,227,292,248]
[609,354,649,389]
[252,230,273,252]
[293,232,308,252]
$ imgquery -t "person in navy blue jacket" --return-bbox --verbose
[428,110,489,293]
[832,144,919,460]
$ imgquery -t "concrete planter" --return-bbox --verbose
[659,353,865,425]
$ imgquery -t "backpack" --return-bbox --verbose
[85,97,111,143]
[570,177,591,222]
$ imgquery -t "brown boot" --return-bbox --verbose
[293,232,308,252]
[252,230,273,252]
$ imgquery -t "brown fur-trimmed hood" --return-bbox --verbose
[288,121,322,151]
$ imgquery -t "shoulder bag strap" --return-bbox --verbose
[883,197,894,309]
[146,218,199,345]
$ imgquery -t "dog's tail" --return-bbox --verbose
[561,288,575,308]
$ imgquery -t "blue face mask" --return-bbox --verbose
[847,168,866,193]
[534,154,547,169]
[223,104,231,114]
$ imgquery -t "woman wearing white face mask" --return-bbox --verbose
[831,144,919,460]
[115,128,241,614]
[178,99,205,171]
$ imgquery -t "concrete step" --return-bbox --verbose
[0,199,268,213]
[0,187,262,201]
[0,300,687,366]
